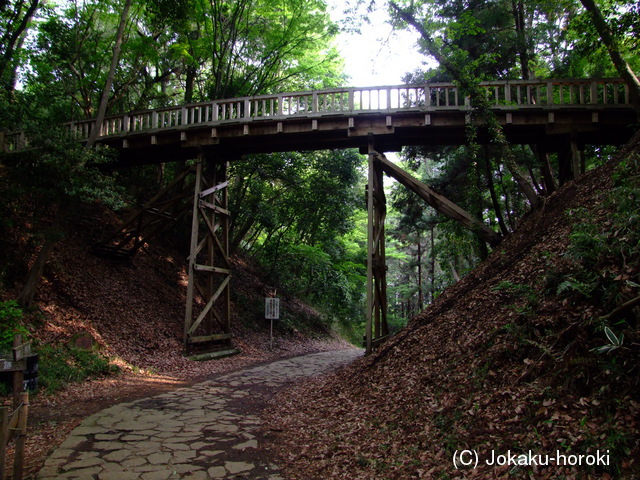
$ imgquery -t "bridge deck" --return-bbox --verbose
[3,78,636,163]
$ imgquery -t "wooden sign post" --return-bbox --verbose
[265,297,280,350]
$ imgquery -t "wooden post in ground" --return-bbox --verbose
[366,141,375,354]
[13,392,28,480]
[184,152,232,351]
[184,157,204,348]
[365,137,389,354]
[12,335,24,410]
[372,153,389,345]
[0,406,8,479]
[570,139,583,180]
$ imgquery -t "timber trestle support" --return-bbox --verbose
[364,137,508,354]
[92,166,196,258]
[92,154,232,352]
[184,154,232,352]
[365,138,390,354]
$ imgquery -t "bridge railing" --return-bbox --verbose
[1,78,630,151]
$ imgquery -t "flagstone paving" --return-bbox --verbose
[37,349,362,479]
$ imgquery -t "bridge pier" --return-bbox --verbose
[184,152,232,352]
[365,138,390,354]
[537,136,586,189]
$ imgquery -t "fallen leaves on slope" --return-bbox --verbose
[265,147,640,479]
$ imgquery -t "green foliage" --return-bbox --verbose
[492,280,540,320]
[9,128,126,208]
[229,149,367,334]
[556,274,599,299]
[0,300,28,353]
[22,0,345,112]
[592,326,625,354]
[386,148,501,322]
[560,156,640,314]
[0,125,129,288]
[37,344,118,395]
[492,281,536,301]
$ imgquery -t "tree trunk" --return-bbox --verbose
[0,0,40,91]
[17,202,68,307]
[18,0,131,307]
[498,166,517,230]
[483,147,509,236]
[429,224,435,303]
[511,0,532,79]
[390,2,542,209]
[450,261,461,283]
[417,231,423,311]
[86,0,133,148]
[184,65,197,104]
[532,145,557,195]
[579,0,640,115]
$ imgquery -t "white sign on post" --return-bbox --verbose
[265,297,280,350]
[265,298,280,320]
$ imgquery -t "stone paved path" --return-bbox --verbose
[37,349,362,480]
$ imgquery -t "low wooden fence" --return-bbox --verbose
[0,392,29,480]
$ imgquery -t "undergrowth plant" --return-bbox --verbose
[560,155,640,335]
[37,344,119,395]
[0,299,28,354]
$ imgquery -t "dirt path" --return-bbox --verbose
[35,349,362,479]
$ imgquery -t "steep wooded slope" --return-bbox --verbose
[2,203,349,478]
[6,204,347,378]
[267,134,640,479]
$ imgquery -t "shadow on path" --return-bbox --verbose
[36,349,363,480]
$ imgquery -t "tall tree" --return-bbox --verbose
[18,0,133,307]
[0,0,41,94]
[389,1,541,209]
[87,0,132,148]
[578,0,640,113]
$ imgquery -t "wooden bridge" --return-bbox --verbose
[3,78,635,159]
[3,78,637,354]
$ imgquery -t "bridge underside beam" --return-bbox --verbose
[97,108,636,168]
[184,153,232,352]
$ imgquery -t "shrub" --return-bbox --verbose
[0,299,28,354]
[37,344,118,394]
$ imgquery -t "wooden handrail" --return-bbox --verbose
[1,78,631,152]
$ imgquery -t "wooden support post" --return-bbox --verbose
[0,406,7,479]
[372,160,389,343]
[557,139,573,186]
[374,152,502,247]
[365,136,389,354]
[366,140,375,355]
[12,335,23,410]
[13,392,28,480]
[570,139,582,180]
[184,152,232,351]
[535,145,557,195]
[184,159,203,348]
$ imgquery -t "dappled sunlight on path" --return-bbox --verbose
[37,349,362,480]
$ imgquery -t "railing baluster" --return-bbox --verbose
[623,83,630,104]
